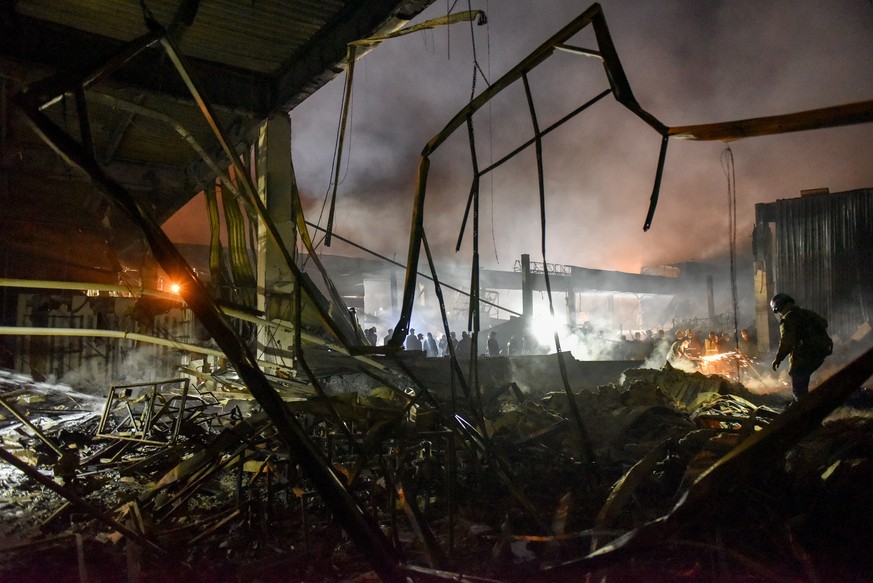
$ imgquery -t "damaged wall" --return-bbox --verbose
[754,187,873,345]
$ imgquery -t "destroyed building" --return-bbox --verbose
[1,2,873,582]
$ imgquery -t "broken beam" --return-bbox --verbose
[668,100,873,141]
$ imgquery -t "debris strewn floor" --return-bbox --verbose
[1,360,873,582]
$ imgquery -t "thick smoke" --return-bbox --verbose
[160,1,873,401]
[0,368,105,415]
[287,0,873,277]
[59,345,186,393]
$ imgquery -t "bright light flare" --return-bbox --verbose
[529,314,567,346]
[169,283,182,295]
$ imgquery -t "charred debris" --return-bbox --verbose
[2,346,873,583]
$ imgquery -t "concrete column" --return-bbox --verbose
[566,279,576,327]
[256,113,297,366]
[390,269,398,320]
[752,206,777,355]
[521,254,532,320]
[706,275,716,328]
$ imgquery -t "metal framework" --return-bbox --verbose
[96,378,192,445]
[383,0,873,475]
[513,260,572,277]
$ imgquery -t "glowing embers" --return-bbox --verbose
[96,378,193,445]
[698,350,750,382]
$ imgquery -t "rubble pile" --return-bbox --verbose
[1,361,872,582]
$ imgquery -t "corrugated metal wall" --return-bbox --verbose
[772,188,873,340]
[13,294,196,391]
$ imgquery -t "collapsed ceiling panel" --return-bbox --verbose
[15,0,347,74]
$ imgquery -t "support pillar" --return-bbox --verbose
[753,204,777,354]
[566,279,576,327]
[706,275,716,329]
[389,269,398,322]
[256,114,297,368]
[521,254,533,321]
[607,294,616,330]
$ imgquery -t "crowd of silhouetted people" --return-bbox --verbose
[360,325,532,359]
[360,320,759,364]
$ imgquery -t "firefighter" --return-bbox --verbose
[770,293,833,400]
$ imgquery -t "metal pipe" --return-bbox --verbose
[523,71,597,473]
[0,326,224,357]
[668,100,873,141]
[325,44,357,247]
[0,278,401,375]
[0,278,179,300]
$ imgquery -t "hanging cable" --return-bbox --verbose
[447,0,452,58]
[322,7,487,256]
[484,0,498,264]
[320,47,358,250]
[459,0,497,263]
[721,145,741,378]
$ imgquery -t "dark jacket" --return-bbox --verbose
[775,306,830,372]
[487,335,500,356]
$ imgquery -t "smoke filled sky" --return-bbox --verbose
[168,0,873,275]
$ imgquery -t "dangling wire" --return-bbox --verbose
[485,0,498,264]
[462,0,498,263]
[466,0,490,100]
[447,0,457,59]
[721,145,741,377]
[318,5,486,259]
[311,61,357,259]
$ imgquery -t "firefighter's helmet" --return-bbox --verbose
[770,293,795,314]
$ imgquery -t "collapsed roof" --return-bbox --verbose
[0,0,435,280]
